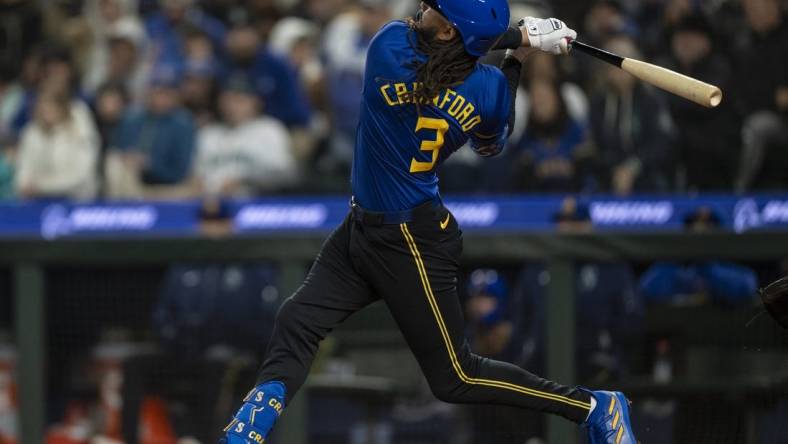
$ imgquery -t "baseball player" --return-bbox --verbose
[222,1,637,443]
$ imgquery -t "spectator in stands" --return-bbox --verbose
[589,35,675,195]
[93,82,129,195]
[107,69,195,198]
[573,1,639,91]
[504,78,594,193]
[81,0,147,98]
[661,15,738,192]
[223,22,312,128]
[267,17,326,165]
[193,74,296,197]
[181,31,220,127]
[15,90,100,200]
[0,145,12,200]
[734,0,788,192]
[0,0,43,77]
[268,17,324,100]
[100,26,149,105]
[12,46,82,134]
[300,0,352,26]
[94,83,129,151]
[144,0,226,77]
[511,51,589,140]
[322,0,391,172]
[582,0,638,48]
[181,61,218,128]
[0,65,24,149]
[637,0,697,57]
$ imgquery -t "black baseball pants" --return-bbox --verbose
[257,202,591,424]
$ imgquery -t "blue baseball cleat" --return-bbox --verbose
[220,381,286,444]
[583,390,638,444]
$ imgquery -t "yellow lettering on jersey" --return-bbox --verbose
[395,83,409,104]
[379,84,398,106]
[377,83,482,134]
[456,103,475,125]
[462,115,482,132]
[447,95,466,117]
[439,88,456,109]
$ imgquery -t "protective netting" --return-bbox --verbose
[6,257,786,444]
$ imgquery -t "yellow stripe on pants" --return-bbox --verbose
[399,223,591,411]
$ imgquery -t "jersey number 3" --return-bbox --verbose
[409,117,449,173]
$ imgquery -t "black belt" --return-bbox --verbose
[350,197,443,226]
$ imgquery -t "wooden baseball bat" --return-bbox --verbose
[569,40,722,108]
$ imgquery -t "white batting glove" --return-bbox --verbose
[522,17,577,55]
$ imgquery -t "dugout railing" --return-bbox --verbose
[4,231,788,444]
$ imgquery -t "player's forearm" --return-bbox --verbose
[493,26,525,51]
[500,56,523,137]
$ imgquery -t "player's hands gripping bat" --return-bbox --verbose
[520,17,576,55]
[760,275,788,328]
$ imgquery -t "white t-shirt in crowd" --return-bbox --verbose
[195,117,296,196]
[16,100,100,200]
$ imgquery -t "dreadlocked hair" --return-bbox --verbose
[405,18,478,105]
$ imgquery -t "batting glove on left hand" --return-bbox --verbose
[522,17,576,55]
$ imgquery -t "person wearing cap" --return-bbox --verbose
[223,22,313,129]
[193,74,296,198]
[144,0,226,78]
[81,0,146,98]
[108,69,195,197]
[220,3,637,444]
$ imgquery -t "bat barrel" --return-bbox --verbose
[571,40,723,108]
[621,58,723,108]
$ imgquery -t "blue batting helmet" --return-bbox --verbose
[424,0,511,57]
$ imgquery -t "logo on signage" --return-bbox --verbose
[734,199,788,233]
[235,204,328,230]
[41,204,158,239]
[589,201,674,225]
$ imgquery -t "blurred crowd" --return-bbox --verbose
[0,0,786,203]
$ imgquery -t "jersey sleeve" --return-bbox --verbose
[363,21,411,84]
[468,66,513,157]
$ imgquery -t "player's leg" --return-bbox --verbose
[352,209,636,443]
[352,213,591,422]
[222,214,378,443]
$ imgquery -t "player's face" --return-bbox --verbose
[417,2,457,42]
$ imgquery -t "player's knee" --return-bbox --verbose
[428,380,464,403]
[424,367,472,404]
[425,348,484,403]
[275,298,304,330]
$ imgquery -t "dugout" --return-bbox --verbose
[2,231,788,444]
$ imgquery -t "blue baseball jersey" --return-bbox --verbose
[351,21,512,212]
